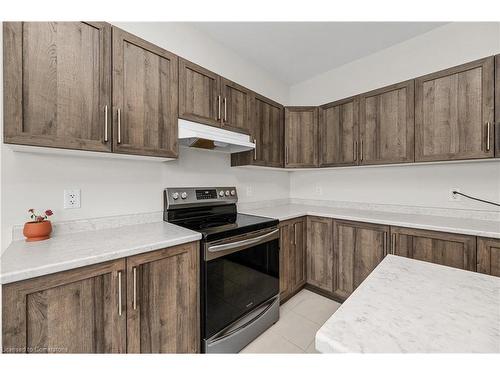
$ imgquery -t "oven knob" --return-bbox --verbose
[230,190,236,196]
[181,192,188,200]
[225,190,230,196]
[171,192,179,200]
[219,191,224,197]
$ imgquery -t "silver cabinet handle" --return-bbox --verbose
[392,233,396,255]
[133,267,137,310]
[360,139,364,162]
[104,105,109,142]
[217,95,221,121]
[224,97,227,122]
[383,232,387,255]
[117,108,122,144]
[253,138,257,160]
[285,146,289,165]
[353,141,357,161]
[208,228,279,253]
[486,122,491,151]
[118,271,122,316]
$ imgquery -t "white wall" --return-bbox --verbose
[289,22,500,212]
[0,23,290,251]
[289,22,500,105]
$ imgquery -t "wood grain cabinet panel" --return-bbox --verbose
[112,27,178,158]
[279,217,306,302]
[126,242,199,353]
[415,57,495,161]
[391,227,476,271]
[3,22,112,152]
[285,107,319,168]
[221,78,252,134]
[232,94,284,167]
[2,260,126,353]
[319,97,359,167]
[359,80,415,165]
[333,220,389,300]
[306,216,334,293]
[476,237,500,277]
[178,58,221,127]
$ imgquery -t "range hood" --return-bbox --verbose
[178,119,255,154]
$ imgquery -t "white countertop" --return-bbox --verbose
[0,222,202,284]
[240,204,500,239]
[315,255,500,353]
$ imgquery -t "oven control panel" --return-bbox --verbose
[165,187,238,209]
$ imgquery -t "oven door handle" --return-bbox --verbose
[207,228,279,253]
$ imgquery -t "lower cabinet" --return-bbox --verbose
[2,242,199,354]
[279,217,306,301]
[476,237,500,276]
[306,216,334,293]
[391,227,476,271]
[333,220,389,300]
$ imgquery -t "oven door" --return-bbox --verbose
[202,227,280,341]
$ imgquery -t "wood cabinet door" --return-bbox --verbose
[415,57,494,161]
[112,27,178,158]
[2,260,126,353]
[221,78,252,134]
[126,242,200,353]
[359,80,415,165]
[292,218,307,289]
[319,97,359,167]
[279,221,292,300]
[333,220,389,300]
[495,55,500,157]
[231,94,283,167]
[3,22,112,152]
[178,58,221,127]
[285,107,319,168]
[391,227,476,271]
[477,237,500,277]
[306,216,334,293]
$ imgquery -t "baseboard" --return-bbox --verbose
[304,284,345,304]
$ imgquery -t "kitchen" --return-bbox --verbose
[0,3,499,371]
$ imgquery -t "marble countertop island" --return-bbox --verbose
[315,255,500,353]
[0,221,201,284]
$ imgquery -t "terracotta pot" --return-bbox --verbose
[23,220,52,242]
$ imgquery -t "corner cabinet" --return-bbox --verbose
[285,107,319,168]
[3,22,112,152]
[359,80,415,165]
[306,216,334,293]
[390,227,476,271]
[112,27,178,158]
[2,242,200,354]
[231,94,284,167]
[279,217,306,302]
[415,57,495,162]
[319,97,359,167]
[333,220,389,300]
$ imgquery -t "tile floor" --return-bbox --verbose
[240,289,341,353]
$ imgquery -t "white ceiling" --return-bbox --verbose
[191,22,447,85]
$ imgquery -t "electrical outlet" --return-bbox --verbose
[64,189,81,209]
[246,186,253,197]
[315,184,323,195]
[449,188,461,202]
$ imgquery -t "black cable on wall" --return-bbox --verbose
[452,191,500,208]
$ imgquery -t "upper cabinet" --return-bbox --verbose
[112,27,178,158]
[178,59,252,134]
[178,59,221,128]
[231,94,284,168]
[285,106,319,168]
[3,22,112,152]
[495,55,500,157]
[359,80,415,165]
[415,57,495,161]
[319,96,359,167]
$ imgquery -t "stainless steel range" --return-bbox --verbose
[164,187,280,353]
